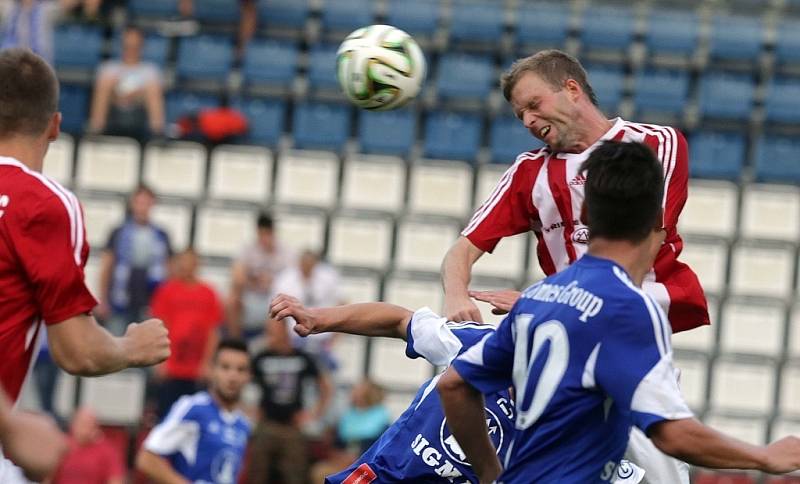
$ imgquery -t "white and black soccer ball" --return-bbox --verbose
[336,24,426,111]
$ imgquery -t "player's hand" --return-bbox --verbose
[469,290,521,315]
[1,411,67,481]
[762,436,800,474]
[444,295,484,323]
[270,293,319,337]
[123,318,170,367]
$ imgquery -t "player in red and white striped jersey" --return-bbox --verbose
[442,50,707,484]
[0,49,170,481]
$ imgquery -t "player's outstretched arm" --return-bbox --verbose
[438,366,502,484]
[135,449,190,484]
[442,236,486,322]
[270,293,412,340]
[47,313,170,376]
[649,418,800,474]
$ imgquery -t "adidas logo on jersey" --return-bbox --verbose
[569,174,587,186]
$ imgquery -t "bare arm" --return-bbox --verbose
[95,250,115,319]
[269,293,412,340]
[437,367,502,484]
[312,371,333,421]
[226,261,247,338]
[442,236,486,322]
[88,73,115,134]
[135,450,189,484]
[46,313,169,376]
[144,79,165,135]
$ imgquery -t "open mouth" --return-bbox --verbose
[539,126,551,139]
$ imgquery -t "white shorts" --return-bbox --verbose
[615,426,690,484]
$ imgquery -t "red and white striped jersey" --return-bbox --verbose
[464,118,709,333]
[0,156,97,403]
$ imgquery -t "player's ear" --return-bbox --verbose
[47,112,61,142]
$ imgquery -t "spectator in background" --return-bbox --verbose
[51,407,125,484]
[274,250,345,371]
[87,25,165,141]
[228,212,294,342]
[150,247,224,419]
[0,0,88,65]
[246,318,333,484]
[97,184,172,336]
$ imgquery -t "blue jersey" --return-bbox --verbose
[453,255,692,484]
[327,308,515,484]
[143,391,251,484]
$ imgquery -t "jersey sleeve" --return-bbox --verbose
[461,154,543,253]
[450,311,516,394]
[13,194,97,324]
[594,294,692,434]
[404,307,495,367]
[642,127,688,231]
[143,395,201,456]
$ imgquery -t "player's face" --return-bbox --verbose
[510,72,581,153]
[210,349,251,405]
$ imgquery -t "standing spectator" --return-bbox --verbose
[273,250,344,370]
[246,319,332,484]
[228,212,294,341]
[150,248,224,419]
[51,407,125,484]
[97,184,172,336]
[87,25,165,140]
[0,0,80,65]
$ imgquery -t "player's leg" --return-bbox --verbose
[622,426,690,484]
[275,422,308,484]
[243,420,272,483]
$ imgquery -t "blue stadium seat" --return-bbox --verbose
[386,0,439,37]
[307,44,340,91]
[754,135,800,184]
[436,53,494,102]
[321,0,373,34]
[292,103,351,151]
[258,0,310,31]
[775,20,800,67]
[129,0,179,18]
[58,85,89,135]
[358,109,416,156]
[423,112,482,161]
[111,32,170,67]
[580,6,635,53]
[709,14,763,62]
[231,98,286,146]
[176,35,233,83]
[194,0,240,24]
[689,131,746,181]
[165,91,220,124]
[449,1,505,44]
[242,40,298,88]
[53,25,103,70]
[490,116,545,164]
[698,72,755,121]
[645,10,699,58]
[633,69,689,116]
[764,78,800,124]
[585,66,624,114]
[515,3,569,49]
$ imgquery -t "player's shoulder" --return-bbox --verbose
[512,147,549,167]
[0,157,79,219]
[620,119,687,145]
[171,391,214,419]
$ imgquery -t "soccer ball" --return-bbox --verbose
[336,24,426,111]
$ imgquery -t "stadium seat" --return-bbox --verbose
[143,141,207,199]
[711,360,775,414]
[58,85,89,135]
[370,335,433,388]
[780,365,800,417]
[764,78,800,125]
[386,0,439,38]
[383,273,443,314]
[422,112,482,161]
[408,160,474,218]
[527,236,549,283]
[271,208,327,254]
[472,233,528,282]
[449,0,505,45]
[176,35,233,84]
[194,205,256,258]
[645,10,700,60]
[698,72,755,122]
[584,65,624,115]
[208,145,272,203]
[678,180,738,238]
[331,334,368,384]
[292,103,351,151]
[328,212,394,270]
[165,91,220,125]
[515,3,570,49]
[633,69,689,116]
[320,0,373,36]
[306,44,340,92]
[80,196,126,247]
[150,203,193,251]
[340,272,381,303]
[395,217,462,273]
[688,131,746,181]
[194,0,240,24]
[231,97,286,147]
[729,242,795,299]
[80,369,147,425]
[436,53,494,103]
[754,135,800,185]
[475,163,510,208]
[242,40,298,90]
[740,184,800,242]
[678,238,728,295]
[358,109,417,156]
[54,24,103,71]
[790,307,800,358]
[772,419,800,446]
[671,304,717,353]
[43,135,74,186]
[672,355,708,411]
[579,5,635,55]
[340,154,407,213]
[719,299,784,357]
[274,150,340,208]
[258,0,310,31]
[775,20,800,69]
[111,32,170,67]
[76,136,140,193]
[128,0,179,18]
[199,261,231,299]
[489,116,545,164]
[709,14,763,63]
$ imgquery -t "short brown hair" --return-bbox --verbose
[501,49,598,107]
[0,48,59,138]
